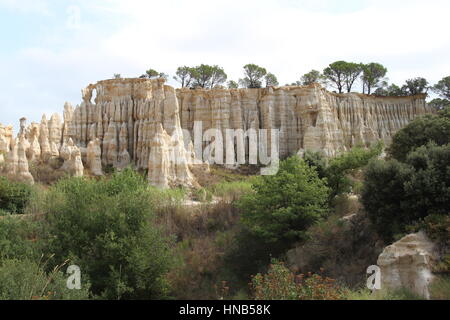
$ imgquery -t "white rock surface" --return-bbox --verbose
[377,231,439,299]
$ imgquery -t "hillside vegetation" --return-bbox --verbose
[0,107,449,300]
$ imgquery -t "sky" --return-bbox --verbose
[1,0,449,131]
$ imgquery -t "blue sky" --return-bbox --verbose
[1,0,449,131]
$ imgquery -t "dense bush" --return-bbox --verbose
[303,142,383,201]
[38,169,175,299]
[362,143,450,242]
[251,261,344,300]
[0,217,38,261]
[388,108,450,162]
[0,259,90,300]
[0,176,34,214]
[238,156,330,247]
[323,142,383,200]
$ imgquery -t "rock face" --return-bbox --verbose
[86,138,103,176]
[377,231,439,299]
[0,124,13,164]
[60,138,84,177]
[69,78,198,188]
[178,84,431,158]
[0,78,432,187]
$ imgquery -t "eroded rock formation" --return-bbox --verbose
[178,84,431,158]
[86,138,103,176]
[0,78,432,187]
[377,231,439,299]
[0,124,13,164]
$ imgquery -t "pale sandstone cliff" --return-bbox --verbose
[178,83,430,158]
[0,78,432,187]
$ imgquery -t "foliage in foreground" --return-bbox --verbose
[251,261,344,300]
[388,108,450,162]
[238,156,330,247]
[0,176,34,214]
[0,258,90,300]
[38,169,175,299]
[362,143,450,242]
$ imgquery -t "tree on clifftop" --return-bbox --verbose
[361,63,388,94]
[140,69,168,80]
[433,76,450,100]
[191,64,227,89]
[373,83,404,96]
[402,77,429,96]
[227,80,239,89]
[265,73,279,87]
[173,66,197,88]
[239,64,267,88]
[301,70,325,86]
[323,61,348,93]
[145,69,159,78]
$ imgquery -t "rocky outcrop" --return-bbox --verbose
[377,231,439,299]
[60,138,84,177]
[16,136,34,184]
[86,138,103,176]
[0,78,432,187]
[178,84,431,158]
[0,124,13,164]
[70,78,198,188]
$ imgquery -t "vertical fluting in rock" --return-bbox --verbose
[4,138,18,180]
[27,122,41,162]
[147,124,171,189]
[116,123,131,170]
[16,136,34,184]
[0,124,13,164]
[178,83,431,158]
[87,138,103,176]
[71,78,197,187]
[39,115,52,161]
[60,138,84,177]
[0,78,432,187]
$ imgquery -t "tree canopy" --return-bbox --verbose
[239,64,268,88]
[388,107,450,161]
[301,70,325,86]
[433,76,450,100]
[361,63,387,94]
[238,156,330,247]
[265,73,279,87]
[323,61,362,93]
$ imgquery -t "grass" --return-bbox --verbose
[345,288,424,300]
[430,276,450,300]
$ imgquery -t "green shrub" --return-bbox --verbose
[362,143,450,242]
[0,176,34,214]
[0,258,90,300]
[251,260,344,300]
[419,214,449,247]
[0,217,39,261]
[388,108,450,162]
[238,156,330,247]
[324,142,383,200]
[39,169,175,300]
